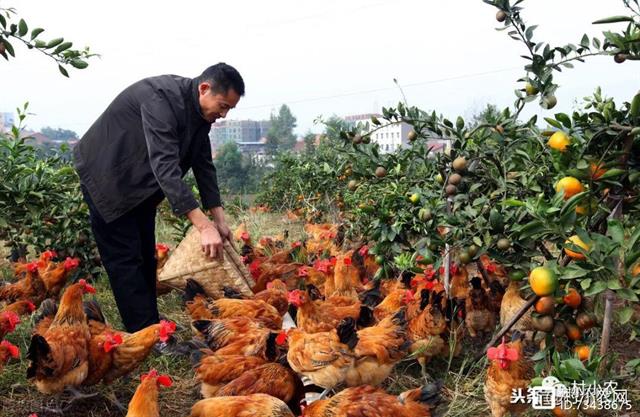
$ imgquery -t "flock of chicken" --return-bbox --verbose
[0,224,540,417]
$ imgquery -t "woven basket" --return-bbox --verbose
[157,226,255,298]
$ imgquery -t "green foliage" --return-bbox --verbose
[40,126,78,141]
[266,104,297,154]
[214,141,266,194]
[0,6,96,75]
[0,104,98,275]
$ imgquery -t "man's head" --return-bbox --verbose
[197,63,245,123]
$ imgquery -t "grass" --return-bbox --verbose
[0,210,639,416]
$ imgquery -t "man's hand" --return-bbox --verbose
[200,224,223,260]
[187,208,223,260]
[209,207,237,251]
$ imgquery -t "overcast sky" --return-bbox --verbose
[1,0,638,136]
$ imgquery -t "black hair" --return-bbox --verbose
[198,63,245,96]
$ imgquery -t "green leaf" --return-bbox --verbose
[46,37,64,48]
[607,219,624,244]
[580,278,592,290]
[456,117,464,131]
[616,288,639,302]
[0,15,6,28]
[593,16,635,24]
[618,306,634,325]
[629,224,640,251]
[598,168,626,180]
[3,40,15,57]
[565,358,587,373]
[584,280,607,296]
[503,199,526,207]
[561,266,589,280]
[544,118,563,129]
[18,18,28,37]
[607,279,622,290]
[30,28,45,40]
[71,59,89,69]
[554,113,572,128]
[53,41,73,54]
[58,65,69,77]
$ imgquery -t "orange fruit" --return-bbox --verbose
[529,267,558,296]
[589,162,607,180]
[552,406,579,417]
[574,345,590,361]
[563,288,582,309]
[555,177,584,200]
[548,131,571,152]
[535,296,556,315]
[564,235,590,260]
[632,263,640,276]
[566,323,583,341]
[576,312,596,330]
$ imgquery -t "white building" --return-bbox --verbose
[344,113,413,153]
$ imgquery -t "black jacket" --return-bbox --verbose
[73,75,221,223]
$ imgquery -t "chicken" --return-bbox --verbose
[500,282,533,334]
[190,393,294,417]
[407,290,448,377]
[126,369,172,417]
[344,309,409,386]
[26,279,95,394]
[40,257,80,298]
[351,245,380,284]
[373,288,410,322]
[196,354,267,397]
[83,299,124,386]
[13,250,57,277]
[222,279,290,317]
[488,280,505,314]
[286,319,356,390]
[252,262,304,293]
[184,279,215,322]
[0,310,22,340]
[465,277,496,339]
[287,289,362,333]
[1,299,36,317]
[155,243,172,296]
[184,279,282,330]
[192,317,285,361]
[102,319,177,384]
[0,262,47,305]
[33,298,58,336]
[449,262,470,300]
[303,383,441,417]
[484,335,533,417]
[0,340,20,372]
[216,361,304,413]
[324,253,360,299]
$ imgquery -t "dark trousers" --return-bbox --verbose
[81,185,163,332]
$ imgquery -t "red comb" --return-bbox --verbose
[266,282,274,290]
[402,290,414,304]
[240,232,250,242]
[157,375,173,387]
[64,257,80,270]
[79,279,96,294]
[26,262,39,273]
[330,257,337,266]
[159,320,176,342]
[141,369,158,381]
[276,330,288,346]
[42,250,57,260]
[298,266,309,277]
[2,311,20,328]
[26,301,36,312]
[0,340,19,358]
[291,241,302,248]
[343,258,352,266]
[358,245,369,257]
[103,333,123,352]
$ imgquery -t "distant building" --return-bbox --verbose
[344,113,449,155]
[0,112,15,132]
[210,119,271,145]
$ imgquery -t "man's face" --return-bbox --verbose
[198,82,241,123]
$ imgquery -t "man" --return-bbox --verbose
[73,63,244,332]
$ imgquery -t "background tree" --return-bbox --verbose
[266,104,297,154]
[40,126,78,141]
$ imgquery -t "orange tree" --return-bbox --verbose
[258,0,640,383]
